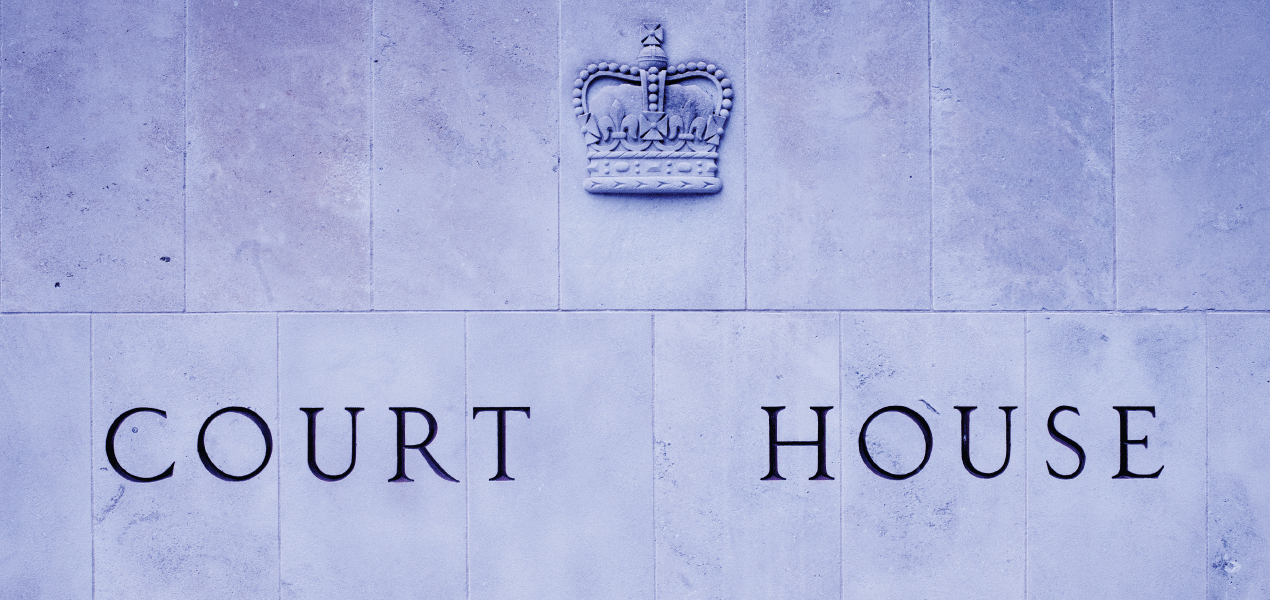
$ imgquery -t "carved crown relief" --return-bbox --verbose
[572,24,733,194]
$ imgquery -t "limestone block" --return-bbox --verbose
[373,0,559,310]
[0,315,91,598]
[932,0,1114,310]
[747,0,930,309]
[560,1,745,309]
[186,0,371,311]
[1116,0,1270,309]
[278,313,466,599]
[92,314,278,600]
[1207,314,1270,599]
[654,312,840,599]
[840,312,1025,597]
[1026,313,1205,599]
[0,0,184,311]
[467,312,653,599]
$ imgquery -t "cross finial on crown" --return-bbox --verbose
[641,23,663,46]
[637,23,668,70]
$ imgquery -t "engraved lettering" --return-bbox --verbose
[105,407,174,483]
[300,407,363,482]
[1046,405,1086,479]
[197,407,273,482]
[388,407,458,483]
[1112,406,1163,479]
[955,406,1017,479]
[858,406,932,480]
[760,406,834,481]
[472,407,531,481]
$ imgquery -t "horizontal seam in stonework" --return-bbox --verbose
[2,309,1268,316]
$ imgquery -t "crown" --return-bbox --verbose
[571,24,733,194]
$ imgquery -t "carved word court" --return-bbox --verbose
[106,406,530,483]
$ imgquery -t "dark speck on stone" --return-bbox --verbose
[160,256,171,262]
[54,282,60,287]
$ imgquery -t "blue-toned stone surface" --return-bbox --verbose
[468,312,653,599]
[1207,314,1270,599]
[1026,313,1205,599]
[1116,0,1270,310]
[841,312,1024,597]
[654,312,841,599]
[373,0,559,310]
[92,314,278,600]
[1,0,184,311]
[932,0,1114,310]
[186,0,371,311]
[0,0,1266,597]
[279,313,466,599]
[0,316,91,598]
[747,0,930,310]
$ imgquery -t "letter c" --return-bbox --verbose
[106,407,174,482]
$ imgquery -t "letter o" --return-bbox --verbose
[858,405,933,480]
[197,407,273,482]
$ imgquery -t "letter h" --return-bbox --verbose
[760,406,834,481]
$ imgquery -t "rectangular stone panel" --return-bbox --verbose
[1,0,184,311]
[1207,314,1270,598]
[1116,0,1270,309]
[1026,313,1205,599]
[467,312,653,599]
[187,0,370,311]
[931,0,1114,310]
[372,0,559,310]
[0,315,91,597]
[92,314,278,600]
[560,1,746,309]
[654,312,840,599]
[840,313,1025,597]
[746,0,930,309]
[278,313,466,599]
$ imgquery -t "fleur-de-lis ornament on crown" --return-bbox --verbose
[571,24,733,194]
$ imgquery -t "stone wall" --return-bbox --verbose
[1,0,1267,598]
